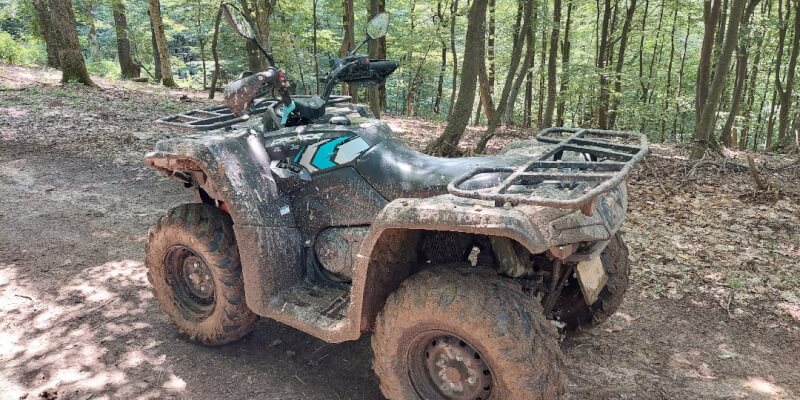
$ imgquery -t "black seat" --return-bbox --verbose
[354,137,526,200]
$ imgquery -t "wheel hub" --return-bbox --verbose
[414,334,493,400]
[164,245,216,320]
[182,256,214,300]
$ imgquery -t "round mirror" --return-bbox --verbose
[366,13,389,39]
[222,3,257,41]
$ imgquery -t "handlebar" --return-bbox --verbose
[223,56,397,120]
[224,69,279,116]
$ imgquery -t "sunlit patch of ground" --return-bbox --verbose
[0,260,187,399]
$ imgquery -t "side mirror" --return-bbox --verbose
[366,13,389,39]
[222,3,257,41]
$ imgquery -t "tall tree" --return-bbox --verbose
[368,0,387,117]
[148,10,162,81]
[447,0,460,118]
[425,0,488,156]
[209,3,223,99]
[433,0,447,114]
[692,0,748,159]
[47,0,95,86]
[696,0,722,125]
[596,0,612,128]
[31,0,60,68]
[777,0,800,148]
[81,0,100,60]
[339,0,356,97]
[474,0,535,152]
[542,0,563,128]
[556,1,573,126]
[148,0,175,87]
[112,0,140,79]
[720,0,760,146]
[607,0,637,129]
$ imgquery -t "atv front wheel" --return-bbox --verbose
[554,232,630,330]
[372,266,566,400]
[145,203,257,345]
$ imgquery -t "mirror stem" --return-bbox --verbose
[349,37,369,57]
[251,39,275,66]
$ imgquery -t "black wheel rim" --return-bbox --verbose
[164,245,215,320]
[407,331,494,400]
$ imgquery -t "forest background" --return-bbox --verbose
[1,0,800,157]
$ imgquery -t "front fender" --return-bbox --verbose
[350,189,627,332]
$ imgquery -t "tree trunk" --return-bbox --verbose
[672,15,691,141]
[434,39,447,115]
[524,71,533,127]
[660,6,678,142]
[313,0,320,93]
[537,25,548,126]
[478,58,496,123]
[542,0,563,128]
[488,0,496,96]
[31,0,60,68]
[596,0,612,128]
[691,0,747,159]
[338,0,355,97]
[84,1,100,60]
[696,0,722,126]
[777,0,800,148]
[112,1,140,78]
[209,4,223,99]
[720,0,760,147]
[475,0,534,151]
[447,0,459,118]
[607,0,637,130]
[742,18,764,149]
[556,2,572,126]
[753,64,773,150]
[637,0,649,102]
[368,0,387,118]
[148,10,162,81]
[47,0,95,86]
[425,0,488,156]
[148,0,175,87]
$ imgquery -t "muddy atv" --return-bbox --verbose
[143,5,648,399]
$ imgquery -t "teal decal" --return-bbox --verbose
[311,136,351,170]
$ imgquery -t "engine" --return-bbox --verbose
[314,227,369,281]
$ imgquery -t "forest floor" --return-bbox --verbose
[1,64,799,400]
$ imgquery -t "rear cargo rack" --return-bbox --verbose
[156,95,354,131]
[156,100,278,131]
[448,127,649,215]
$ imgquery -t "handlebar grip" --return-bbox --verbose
[224,69,279,116]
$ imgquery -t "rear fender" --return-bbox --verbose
[145,131,305,310]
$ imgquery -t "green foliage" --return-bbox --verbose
[0,30,19,63]
[87,59,122,78]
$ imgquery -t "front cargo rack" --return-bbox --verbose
[448,127,649,215]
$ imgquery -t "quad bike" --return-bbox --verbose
[144,5,648,399]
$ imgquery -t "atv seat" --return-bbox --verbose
[354,138,527,200]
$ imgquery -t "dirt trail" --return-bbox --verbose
[1,65,798,400]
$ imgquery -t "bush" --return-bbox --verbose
[0,31,20,64]
[17,37,47,66]
[86,59,121,79]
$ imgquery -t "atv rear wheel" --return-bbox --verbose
[372,266,566,400]
[554,232,630,331]
[145,203,257,345]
